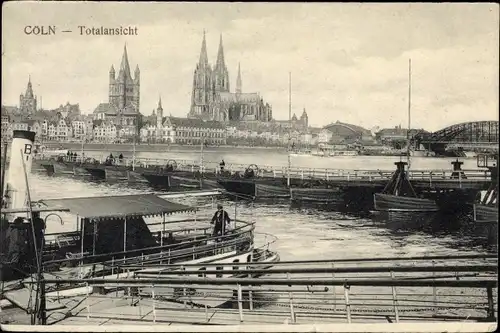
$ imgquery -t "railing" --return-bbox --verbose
[34,154,494,183]
[42,219,256,270]
[34,255,497,325]
[112,253,497,269]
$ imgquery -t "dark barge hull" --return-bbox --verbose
[104,168,130,181]
[141,173,171,188]
[83,166,107,180]
[373,193,439,212]
[290,188,343,203]
[40,162,76,176]
[255,183,291,199]
[169,176,223,190]
[217,179,257,197]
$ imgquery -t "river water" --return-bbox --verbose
[20,148,497,263]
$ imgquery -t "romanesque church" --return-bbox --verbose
[188,32,273,123]
[93,45,141,135]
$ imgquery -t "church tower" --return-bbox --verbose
[236,63,242,94]
[190,31,213,118]
[19,76,37,114]
[109,44,140,112]
[156,96,163,128]
[300,108,309,128]
[213,34,230,93]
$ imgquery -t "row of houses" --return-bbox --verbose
[1,106,424,147]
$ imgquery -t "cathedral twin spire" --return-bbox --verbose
[199,31,227,71]
[197,31,241,94]
[215,34,226,71]
[199,30,209,66]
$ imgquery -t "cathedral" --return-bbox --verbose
[19,76,37,114]
[188,32,272,123]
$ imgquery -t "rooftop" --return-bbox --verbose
[324,121,372,136]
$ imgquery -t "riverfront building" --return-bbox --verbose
[141,97,226,145]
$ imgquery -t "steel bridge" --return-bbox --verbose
[413,121,499,154]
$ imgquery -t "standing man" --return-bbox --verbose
[211,204,231,239]
[31,212,46,257]
[219,159,226,173]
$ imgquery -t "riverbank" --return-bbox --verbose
[42,142,286,153]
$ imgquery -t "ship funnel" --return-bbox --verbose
[3,130,36,219]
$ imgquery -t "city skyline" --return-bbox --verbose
[2,2,498,131]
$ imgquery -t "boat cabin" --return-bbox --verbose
[1,193,256,281]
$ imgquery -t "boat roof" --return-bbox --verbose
[37,193,196,220]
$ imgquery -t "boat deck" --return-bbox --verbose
[1,290,495,326]
[1,255,496,327]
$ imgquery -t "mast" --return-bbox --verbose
[20,152,40,325]
[80,136,84,162]
[132,120,137,171]
[407,58,412,169]
[200,135,204,174]
[287,72,292,187]
[1,142,7,197]
[132,136,136,171]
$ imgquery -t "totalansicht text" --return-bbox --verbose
[79,26,138,35]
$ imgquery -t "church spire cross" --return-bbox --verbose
[199,30,209,66]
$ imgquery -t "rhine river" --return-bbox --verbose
[25,147,496,263]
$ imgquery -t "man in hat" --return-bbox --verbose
[211,204,231,239]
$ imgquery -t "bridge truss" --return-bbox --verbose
[412,121,498,153]
[415,121,498,144]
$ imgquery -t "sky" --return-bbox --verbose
[2,2,498,131]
